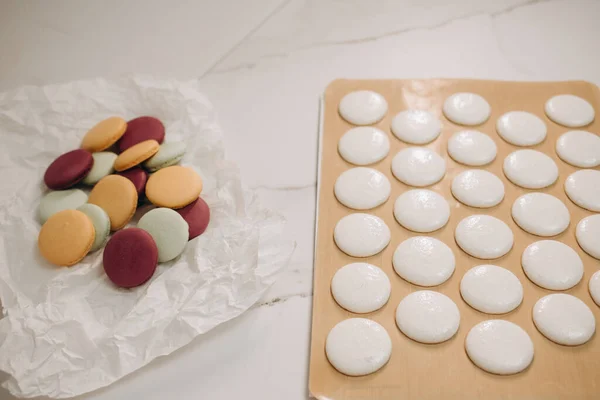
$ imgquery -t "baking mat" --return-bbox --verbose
[309,79,600,400]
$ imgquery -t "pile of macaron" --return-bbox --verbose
[37,116,210,288]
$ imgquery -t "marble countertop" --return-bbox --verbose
[1,0,599,399]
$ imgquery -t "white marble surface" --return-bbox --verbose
[1,0,599,399]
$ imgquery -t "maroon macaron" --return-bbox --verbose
[103,228,158,288]
[118,116,165,152]
[117,167,148,196]
[176,197,210,240]
[44,149,94,190]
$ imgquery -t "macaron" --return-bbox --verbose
[117,167,148,196]
[114,139,160,172]
[176,197,210,240]
[82,151,118,185]
[138,208,189,262]
[143,142,186,172]
[38,209,95,266]
[118,116,165,152]
[103,228,158,288]
[145,166,203,209]
[88,175,138,230]
[44,149,94,189]
[77,204,111,252]
[38,189,88,224]
[81,117,127,152]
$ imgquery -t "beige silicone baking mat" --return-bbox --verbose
[309,79,600,400]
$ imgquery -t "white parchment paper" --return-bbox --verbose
[0,77,294,398]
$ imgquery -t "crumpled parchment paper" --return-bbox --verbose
[0,76,294,398]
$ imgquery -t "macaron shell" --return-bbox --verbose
[38,209,95,266]
[117,167,148,196]
[103,228,158,288]
[38,189,88,223]
[81,117,127,152]
[82,151,118,185]
[118,116,165,152]
[114,139,160,172]
[44,149,94,189]
[138,208,189,262]
[88,175,138,230]
[143,142,186,172]
[77,203,111,251]
[176,197,210,240]
[145,166,203,209]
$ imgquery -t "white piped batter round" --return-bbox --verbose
[496,111,547,146]
[460,265,523,314]
[391,147,446,187]
[447,130,497,166]
[338,127,390,166]
[576,215,600,259]
[334,213,390,257]
[395,291,460,344]
[334,167,391,210]
[465,320,534,375]
[391,110,441,144]
[545,94,595,128]
[451,169,504,208]
[326,318,392,376]
[512,193,570,237]
[393,189,450,233]
[503,149,558,189]
[392,236,455,286]
[556,130,600,168]
[533,294,596,346]
[455,215,514,259]
[589,271,600,307]
[331,263,391,313]
[522,240,583,290]
[565,169,600,212]
[338,90,388,126]
[443,92,491,126]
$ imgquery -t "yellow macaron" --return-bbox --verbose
[81,116,127,152]
[38,209,95,266]
[114,139,160,171]
[145,166,203,209]
[88,175,138,230]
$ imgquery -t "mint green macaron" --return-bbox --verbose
[142,142,186,172]
[82,151,118,185]
[77,203,111,251]
[38,189,88,223]
[138,207,189,262]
